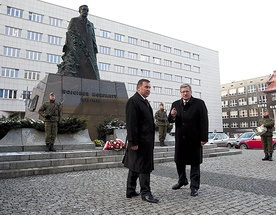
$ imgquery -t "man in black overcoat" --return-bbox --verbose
[168,83,208,197]
[122,79,158,203]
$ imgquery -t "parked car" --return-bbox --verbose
[208,132,230,147]
[237,131,276,149]
[227,133,241,148]
[233,132,256,149]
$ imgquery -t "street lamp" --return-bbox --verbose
[270,105,276,131]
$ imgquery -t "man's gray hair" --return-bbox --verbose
[180,83,192,92]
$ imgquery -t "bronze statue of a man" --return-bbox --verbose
[57,5,100,80]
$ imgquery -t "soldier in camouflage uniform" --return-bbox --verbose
[155,103,168,146]
[38,92,61,152]
[259,111,274,161]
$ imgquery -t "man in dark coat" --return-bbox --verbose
[168,83,208,197]
[122,79,158,203]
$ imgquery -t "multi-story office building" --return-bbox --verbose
[221,75,270,135]
[0,0,222,132]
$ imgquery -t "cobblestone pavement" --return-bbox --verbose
[0,150,276,215]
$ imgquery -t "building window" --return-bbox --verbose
[248,85,257,93]
[22,90,31,100]
[4,47,20,57]
[230,110,238,118]
[193,66,200,73]
[128,52,137,60]
[49,17,62,27]
[250,121,258,127]
[164,59,172,67]
[271,93,276,101]
[153,57,161,64]
[221,90,228,97]
[141,40,150,48]
[0,89,17,99]
[258,82,268,91]
[153,71,161,79]
[259,94,267,104]
[239,110,248,118]
[183,51,191,58]
[240,122,248,128]
[128,37,137,45]
[193,91,201,98]
[1,67,19,78]
[24,70,40,80]
[184,77,192,84]
[164,88,173,95]
[175,75,182,82]
[231,122,239,128]
[229,88,236,96]
[223,123,229,128]
[141,55,150,62]
[238,86,246,94]
[193,79,200,86]
[114,65,124,73]
[164,73,172,81]
[153,43,161,51]
[164,46,171,53]
[193,53,199,60]
[248,96,257,105]
[249,108,258,117]
[128,67,137,75]
[5,26,22,37]
[100,30,111,38]
[174,62,182,69]
[46,53,60,63]
[27,31,42,41]
[114,33,124,42]
[184,64,191,71]
[222,112,228,119]
[99,46,111,55]
[7,6,23,18]
[114,49,124,57]
[26,50,41,61]
[99,62,110,71]
[152,86,162,94]
[29,12,43,23]
[229,100,237,107]
[48,35,62,45]
[174,48,181,56]
[222,100,228,107]
[141,69,150,77]
[238,98,247,106]
[127,83,136,91]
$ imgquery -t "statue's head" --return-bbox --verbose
[79,5,89,15]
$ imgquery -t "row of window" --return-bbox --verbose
[100,30,200,60]
[222,96,267,107]
[1,67,41,80]
[99,63,201,85]
[0,88,32,100]
[222,109,264,118]
[99,46,200,72]
[223,121,258,128]
[3,47,61,64]
[7,6,62,27]
[221,83,268,96]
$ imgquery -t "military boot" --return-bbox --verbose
[160,140,167,147]
[262,153,269,161]
[45,144,50,152]
[268,153,273,161]
[49,144,56,152]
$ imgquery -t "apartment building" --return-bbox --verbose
[0,0,222,132]
[221,75,271,135]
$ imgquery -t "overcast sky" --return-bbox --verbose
[43,0,276,84]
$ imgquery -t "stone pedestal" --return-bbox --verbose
[25,74,128,140]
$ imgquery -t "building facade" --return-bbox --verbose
[0,0,222,132]
[221,75,270,135]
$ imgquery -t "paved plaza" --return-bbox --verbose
[0,149,275,215]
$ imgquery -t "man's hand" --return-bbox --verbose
[131,145,138,150]
[171,108,177,118]
[201,141,207,146]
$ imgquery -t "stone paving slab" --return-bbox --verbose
[0,150,275,214]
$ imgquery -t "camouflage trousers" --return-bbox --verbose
[261,136,273,154]
[158,125,167,141]
[45,121,58,145]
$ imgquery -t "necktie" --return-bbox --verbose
[145,99,150,107]
[184,100,187,106]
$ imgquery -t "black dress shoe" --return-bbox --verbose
[141,194,159,203]
[172,181,188,190]
[191,189,198,197]
[126,192,139,198]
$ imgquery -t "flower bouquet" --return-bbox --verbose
[103,138,126,151]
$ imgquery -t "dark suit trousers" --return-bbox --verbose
[126,169,151,196]
[176,164,200,190]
